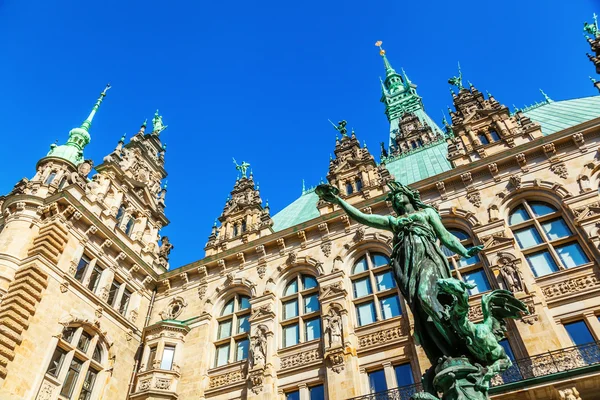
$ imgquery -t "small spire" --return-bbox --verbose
[486,90,493,98]
[449,87,456,96]
[375,40,397,77]
[302,179,306,193]
[329,153,333,161]
[119,133,126,144]
[539,89,553,103]
[590,76,597,83]
[80,84,111,132]
[142,118,147,127]
[379,76,388,95]
[363,140,367,148]
[401,68,412,85]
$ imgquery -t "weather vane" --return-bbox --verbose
[232,158,251,178]
[375,40,385,56]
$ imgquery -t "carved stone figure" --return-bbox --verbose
[77,159,94,178]
[324,307,343,346]
[500,262,524,293]
[317,181,527,400]
[159,236,174,260]
[250,325,268,368]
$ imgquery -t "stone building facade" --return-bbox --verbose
[2,18,600,400]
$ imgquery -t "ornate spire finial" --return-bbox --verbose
[375,40,396,76]
[448,62,463,90]
[80,84,111,132]
[539,89,553,103]
[302,179,306,193]
[401,68,412,85]
[584,13,600,37]
[232,157,250,178]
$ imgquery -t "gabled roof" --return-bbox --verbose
[271,95,600,231]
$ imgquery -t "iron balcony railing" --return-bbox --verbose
[349,341,600,400]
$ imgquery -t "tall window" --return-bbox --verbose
[564,320,595,345]
[441,228,491,295]
[351,252,402,326]
[355,178,363,192]
[309,385,325,400]
[233,224,239,237]
[116,205,125,224]
[346,182,354,195]
[45,325,104,400]
[508,200,589,277]
[119,287,132,316]
[125,217,135,236]
[74,254,104,294]
[478,133,490,145]
[45,172,57,185]
[214,294,251,367]
[160,345,176,370]
[394,363,414,387]
[368,369,387,393]
[281,274,320,347]
[489,129,501,142]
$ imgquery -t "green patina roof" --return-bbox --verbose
[521,95,600,135]
[272,94,600,231]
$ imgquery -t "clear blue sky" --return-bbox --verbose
[1,0,599,269]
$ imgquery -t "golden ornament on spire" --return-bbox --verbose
[375,40,385,56]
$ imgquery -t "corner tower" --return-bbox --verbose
[376,41,444,151]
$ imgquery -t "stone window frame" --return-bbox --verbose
[40,324,108,400]
[350,251,404,327]
[213,293,252,367]
[72,252,106,295]
[441,227,493,296]
[139,323,189,373]
[280,274,321,348]
[507,199,592,278]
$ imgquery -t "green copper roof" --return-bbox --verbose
[521,95,600,135]
[385,141,452,184]
[45,84,110,165]
[272,189,320,232]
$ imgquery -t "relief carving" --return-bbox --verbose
[542,274,599,299]
[280,348,321,369]
[358,325,406,348]
[209,369,245,389]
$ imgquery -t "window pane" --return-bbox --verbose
[286,390,300,400]
[514,227,542,248]
[160,346,175,370]
[526,251,559,277]
[283,299,299,319]
[380,295,402,319]
[62,327,76,343]
[119,288,132,315]
[284,279,298,296]
[356,302,376,326]
[74,256,90,281]
[556,243,589,268]
[490,130,501,142]
[236,339,249,361]
[353,277,372,298]
[107,281,121,306]
[239,296,251,311]
[147,347,157,369]
[441,245,455,258]
[80,368,97,400]
[309,385,325,400]
[541,218,571,240]
[509,206,531,225]
[305,318,321,341]
[78,331,92,352]
[565,320,595,345]
[394,363,414,387]
[352,257,368,274]
[530,202,556,217]
[218,320,233,339]
[45,172,56,185]
[60,358,82,397]
[458,253,480,268]
[462,270,491,295]
[303,276,317,290]
[478,134,489,145]
[87,265,102,292]
[304,294,319,314]
[215,344,230,367]
[449,229,469,241]
[368,369,388,393]
[46,347,67,377]
[237,315,250,334]
[92,343,102,363]
[375,271,396,291]
[371,253,390,268]
[283,324,299,347]
[221,299,234,316]
[499,339,515,361]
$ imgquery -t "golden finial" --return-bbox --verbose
[375,40,385,56]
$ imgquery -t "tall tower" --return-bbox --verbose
[376,41,444,152]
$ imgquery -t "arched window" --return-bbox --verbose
[441,228,491,295]
[125,217,135,236]
[351,252,401,326]
[281,274,320,348]
[489,129,501,142]
[478,133,490,145]
[508,200,590,277]
[45,172,57,185]
[214,294,251,367]
[346,182,354,195]
[355,178,363,192]
[44,325,105,400]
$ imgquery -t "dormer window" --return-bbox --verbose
[45,172,56,185]
[346,182,354,195]
[478,133,490,145]
[489,129,501,142]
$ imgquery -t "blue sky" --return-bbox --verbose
[0,0,598,269]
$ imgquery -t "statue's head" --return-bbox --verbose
[437,278,475,297]
[386,181,434,215]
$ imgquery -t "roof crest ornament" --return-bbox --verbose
[539,89,553,103]
[329,119,348,137]
[152,110,168,135]
[584,13,599,37]
[448,62,464,90]
[232,157,250,178]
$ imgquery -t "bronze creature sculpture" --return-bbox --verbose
[316,181,527,400]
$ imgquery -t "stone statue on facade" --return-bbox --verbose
[324,307,343,347]
[316,181,528,400]
[250,325,268,368]
[500,261,524,293]
[232,158,250,179]
[159,236,174,260]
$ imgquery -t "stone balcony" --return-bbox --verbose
[130,367,181,400]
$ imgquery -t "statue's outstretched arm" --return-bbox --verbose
[425,208,482,258]
[336,197,392,231]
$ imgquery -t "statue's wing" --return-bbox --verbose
[481,290,528,324]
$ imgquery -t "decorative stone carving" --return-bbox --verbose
[353,226,365,243]
[159,236,174,262]
[249,370,264,394]
[324,306,343,347]
[466,190,482,208]
[578,174,592,193]
[497,252,525,293]
[250,325,268,368]
[198,281,207,299]
[358,325,406,348]
[36,380,55,400]
[160,296,187,320]
[280,348,321,369]
[59,281,69,293]
[542,274,599,299]
[559,387,582,400]
[208,369,245,389]
[509,174,521,189]
[325,348,345,373]
[250,304,273,321]
[155,378,172,390]
[551,163,569,179]
[467,304,483,321]
[320,282,346,299]
[257,262,266,279]
[286,251,297,265]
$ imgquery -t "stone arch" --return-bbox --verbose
[438,206,481,229]
[56,313,115,363]
[273,263,322,297]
